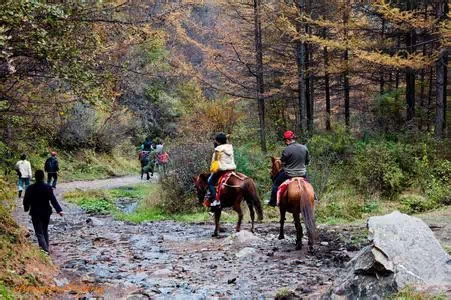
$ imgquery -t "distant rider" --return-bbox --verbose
[207,133,236,207]
[267,131,310,207]
[141,137,153,151]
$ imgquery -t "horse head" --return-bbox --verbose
[193,173,209,203]
[270,156,282,181]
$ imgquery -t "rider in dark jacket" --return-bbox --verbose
[267,130,310,207]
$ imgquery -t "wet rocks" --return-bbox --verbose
[223,230,262,248]
[328,211,451,299]
[235,247,257,258]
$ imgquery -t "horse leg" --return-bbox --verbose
[278,207,286,240]
[212,208,221,237]
[293,213,303,250]
[248,201,255,233]
[233,203,243,233]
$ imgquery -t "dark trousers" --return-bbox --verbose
[269,171,292,206]
[208,173,221,200]
[47,173,58,187]
[31,215,50,253]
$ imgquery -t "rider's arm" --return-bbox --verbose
[305,149,310,166]
[281,148,288,164]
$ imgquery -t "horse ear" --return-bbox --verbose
[192,176,197,183]
[271,156,275,162]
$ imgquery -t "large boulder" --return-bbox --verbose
[328,211,451,298]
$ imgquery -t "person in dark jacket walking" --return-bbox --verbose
[267,131,310,207]
[44,151,59,188]
[23,170,64,253]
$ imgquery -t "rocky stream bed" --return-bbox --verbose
[14,176,450,299]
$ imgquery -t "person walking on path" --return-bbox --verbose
[15,153,32,198]
[44,151,59,188]
[23,170,64,253]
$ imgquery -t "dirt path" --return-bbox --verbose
[13,177,451,299]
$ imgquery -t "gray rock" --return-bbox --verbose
[53,277,69,287]
[236,247,257,258]
[151,269,173,278]
[223,230,262,248]
[368,211,451,287]
[328,211,451,299]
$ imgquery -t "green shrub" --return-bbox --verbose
[353,142,406,197]
[308,125,355,161]
[400,194,437,214]
[374,90,405,133]
[235,144,272,196]
[159,143,211,213]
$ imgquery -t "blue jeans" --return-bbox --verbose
[18,177,30,191]
[208,173,220,201]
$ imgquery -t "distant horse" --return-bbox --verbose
[270,157,317,251]
[139,151,154,180]
[194,172,264,237]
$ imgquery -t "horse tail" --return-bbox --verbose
[299,180,318,242]
[242,178,264,221]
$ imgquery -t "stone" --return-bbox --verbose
[328,211,451,299]
[367,211,451,287]
[223,230,262,248]
[151,269,173,278]
[236,247,257,258]
[86,217,105,226]
[53,277,69,287]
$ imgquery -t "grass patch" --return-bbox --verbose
[65,183,241,223]
[391,286,447,300]
[26,148,139,183]
[0,281,14,299]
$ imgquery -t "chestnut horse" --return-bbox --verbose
[270,157,317,251]
[194,172,263,237]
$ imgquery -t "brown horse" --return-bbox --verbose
[194,172,264,237]
[270,157,317,251]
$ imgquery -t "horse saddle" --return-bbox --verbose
[276,177,307,206]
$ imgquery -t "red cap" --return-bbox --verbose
[283,131,296,140]
[51,151,57,156]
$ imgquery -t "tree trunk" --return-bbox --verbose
[305,43,313,133]
[419,44,426,130]
[343,0,350,127]
[295,0,306,134]
[395,36,401,89]
[253,0,266,152]
[427,67,433,130]
[379,18,385,94]
[324,39,331,130]
[405,28,416,123]
[435,49,447,138]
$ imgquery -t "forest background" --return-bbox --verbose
[0,0,449,296]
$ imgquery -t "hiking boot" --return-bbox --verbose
[211,199,220,207]
[265,199,276,207]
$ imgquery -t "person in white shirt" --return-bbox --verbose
[15,153,32,198]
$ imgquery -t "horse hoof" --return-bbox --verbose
[211,232,219,237]
[308,246,315,255]
[278,235,284,240]
[296,244,303,250]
